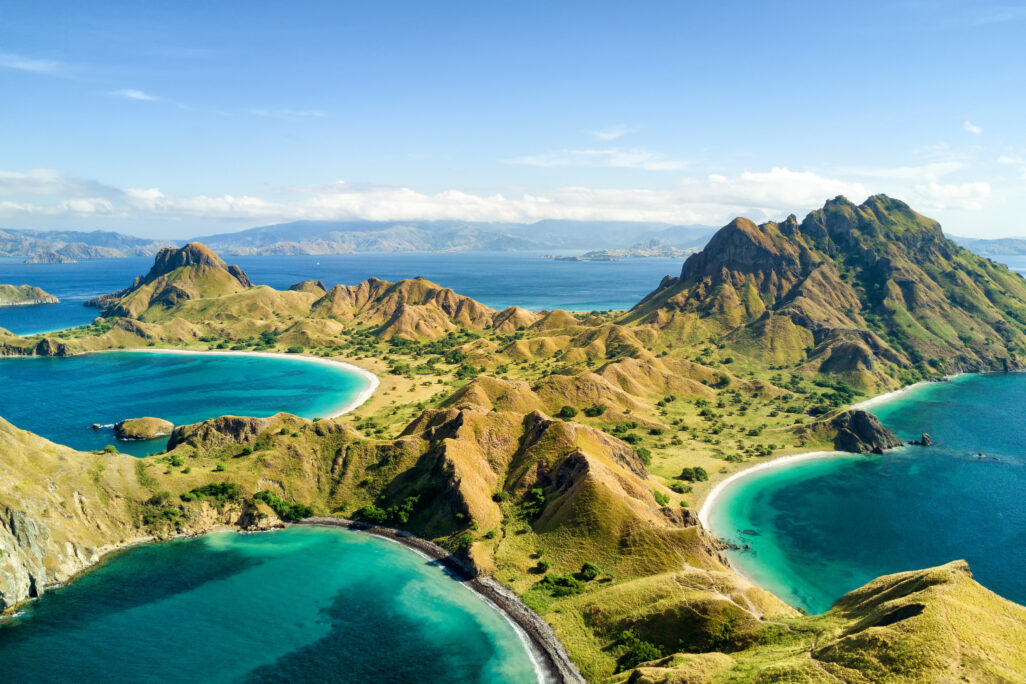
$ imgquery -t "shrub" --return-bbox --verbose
[286,345,305,354]
[538,573,582,597]
[536,559,551,573]
[583,403,607,417]
[617,629,663,670]
[520,488,546,519]
[254,490,313,521]
[635,447,652,466]
[679,466,709,482]
[653,490,670,507]
[213,463,226,472]
[580,562,601,581]
[556,405,578,419]
[181,481,242,503]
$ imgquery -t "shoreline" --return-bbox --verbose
[697,450,850,531]
[90,347,380,419]
[298,517,585,684]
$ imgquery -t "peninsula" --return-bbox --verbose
[0,284,59,307]
[2,195,1026,682]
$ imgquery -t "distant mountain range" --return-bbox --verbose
[0,228,173,262]
[950,235,1026,257]
[190,219,717,255]
[0,220,717,260]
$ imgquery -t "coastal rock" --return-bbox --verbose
[909,432,932,446]
[33,338,71,357]
[113,417,175,441]
[828,409,902,454]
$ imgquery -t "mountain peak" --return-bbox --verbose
[144,243,230,283]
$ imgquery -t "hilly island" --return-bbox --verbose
[1,195,1026,683]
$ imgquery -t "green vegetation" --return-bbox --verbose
[254,490,313,521]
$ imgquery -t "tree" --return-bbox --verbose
[580,562,601,581]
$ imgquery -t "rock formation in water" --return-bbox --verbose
[827,408,903,454]
[113,417,175,441]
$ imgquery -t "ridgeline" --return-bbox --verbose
[2,196,1025,682]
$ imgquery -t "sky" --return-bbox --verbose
[1,0,1025,239]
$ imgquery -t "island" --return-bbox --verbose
[113,416,175,441]
[1,195,1025,682]
[544,238,696,261]
[23,251,77,264]
[0,284,59,307]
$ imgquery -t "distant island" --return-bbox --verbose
[952,235,1026,257]
[543,238,698,261]
[24,251,77,264]
[0,284,59,307]
[0,220,716,259]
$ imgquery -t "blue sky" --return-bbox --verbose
[1,0,1024,238]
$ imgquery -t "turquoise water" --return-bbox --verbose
[0,352,371,456]
[708,373,1026,614]
[0,253,681,335]
[0,527,540,683]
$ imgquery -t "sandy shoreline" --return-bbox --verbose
[698,450,850,531]
[298,517,584,684]
[91,348,380,419]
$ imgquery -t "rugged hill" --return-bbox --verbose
[627,195,1026,389]
[88,242,255,318]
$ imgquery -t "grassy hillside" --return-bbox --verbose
[2,198,1026,682]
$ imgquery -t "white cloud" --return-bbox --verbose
[0,165,999,228]
[998,155,1025,165]
[511,148,685,171]
[0,51,61,74]
[584,125,633,141]
[911,181,991,210]
[110,89,160,102]
[964,120,983,135]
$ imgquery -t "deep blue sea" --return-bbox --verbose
[708,373,1026,614]
[0,252,680,335]
[0,527,541,683]
[0,351,371,456]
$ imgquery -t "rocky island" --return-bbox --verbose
[0,284,59,307]
[2,196,1026,682]
[113,417,175,441]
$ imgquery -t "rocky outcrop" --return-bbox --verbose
[828,409,902,454]
[114,417,175,441]
[167,413,308,450]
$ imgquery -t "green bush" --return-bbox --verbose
[653,490,670,506]
[556,405,578,419]
[679,466,709,482]
[580,562,601,581]
[538,573,583,597]
[520,488,546,519]
[617,629,663,670]
[583,404,607,417]
[254,490,313,521]
[181,481,242,503]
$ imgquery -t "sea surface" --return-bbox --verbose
[0,351,371,456]
[0,252,681,335]
[708,372,1026,614]
[0,526,540,684]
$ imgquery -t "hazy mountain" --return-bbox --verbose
[192,219,717,255]
[950,235,1026,256]
[0,228,173,261]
